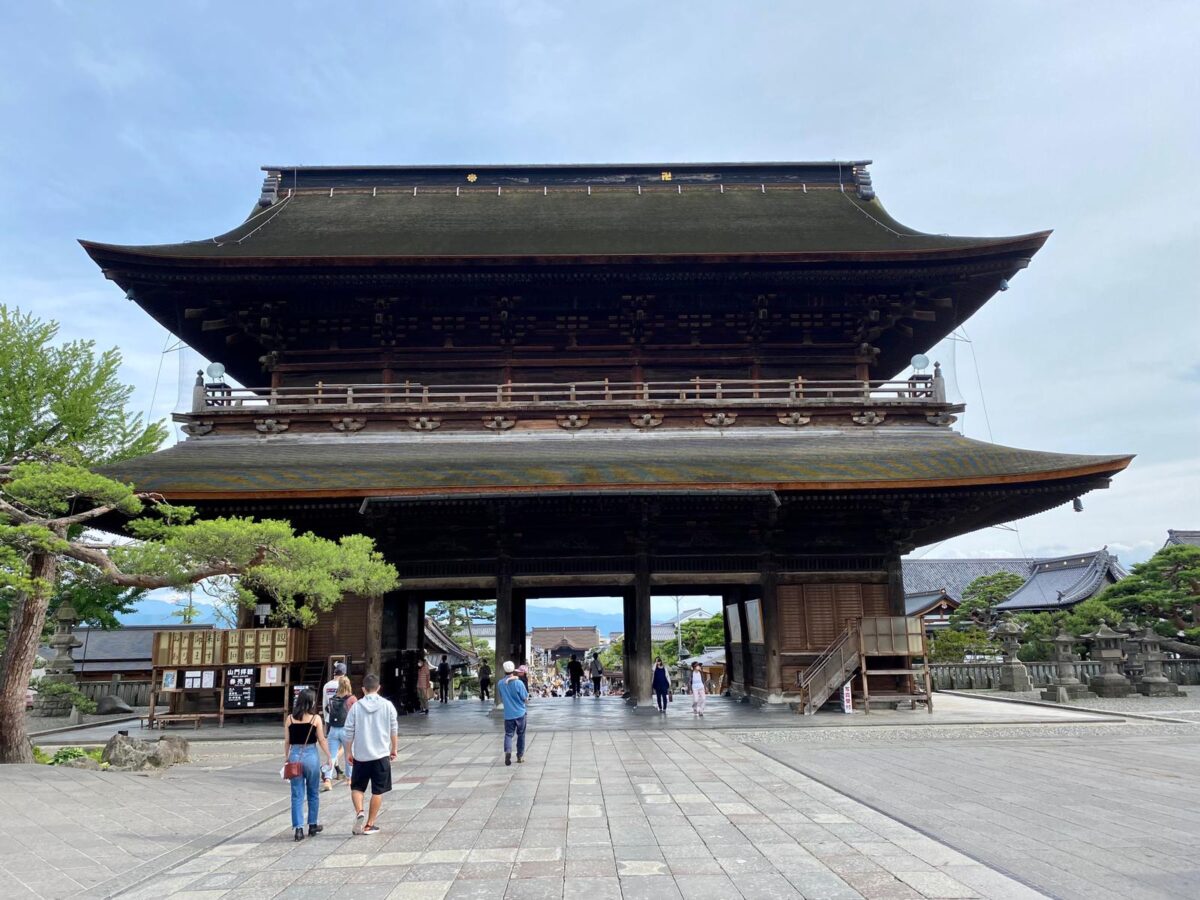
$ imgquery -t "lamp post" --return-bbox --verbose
[675,596,683,661]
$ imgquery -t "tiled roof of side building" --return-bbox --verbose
[79,162,1048,262]
[996,549,1126,611]
[530,627,602,651]
[41,625,213,674]
[99,429,1131,498]
[904,590,960,617]
[902,559,1033,604]
[1165,529,1200,547]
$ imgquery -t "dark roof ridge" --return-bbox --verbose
[259,160,873,173]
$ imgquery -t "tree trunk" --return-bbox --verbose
[0,552,57,764]
[365,594,382,677]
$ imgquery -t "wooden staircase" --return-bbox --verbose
[797,616,934,715]
[797,621,861,715]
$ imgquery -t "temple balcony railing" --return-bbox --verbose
[179,372,962,435]
[193,375,953,411]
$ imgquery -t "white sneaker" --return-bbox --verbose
[353,811,366,835]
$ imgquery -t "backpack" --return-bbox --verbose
[326,694,348,728]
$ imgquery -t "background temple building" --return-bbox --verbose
[903,549,1128,621]
[85,161,1131,711]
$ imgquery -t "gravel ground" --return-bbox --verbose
[731,718,1200,746]
[965,686,1200,714]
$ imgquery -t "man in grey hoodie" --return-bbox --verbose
[343,673,398,836]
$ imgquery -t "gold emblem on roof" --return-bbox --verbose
[660,171,672,182]
[466,173,478,183]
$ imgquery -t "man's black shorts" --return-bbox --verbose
[350,756,392,794]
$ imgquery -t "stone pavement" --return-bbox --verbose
[2,726,1045,900]
[751,724,1200,899]
[33,692,1112,747]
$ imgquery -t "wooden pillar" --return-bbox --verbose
[365,594,382,678]
[512,591,528,667]
[886,554,907,616]
[627,552,653,707]
[760,558,784,700]
[722,590,736,696]
[622,588,637,704]
[494,561,513,708]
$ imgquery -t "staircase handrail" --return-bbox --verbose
[797,619,861,715]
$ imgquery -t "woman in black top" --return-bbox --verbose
[284,689,333,841]
[652,657,671,713]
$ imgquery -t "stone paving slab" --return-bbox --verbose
[8,728,1047,899]
[749,726,1200,899]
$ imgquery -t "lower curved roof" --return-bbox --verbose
[100,428,1130,500]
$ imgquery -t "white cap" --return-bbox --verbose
[503,661,516,673]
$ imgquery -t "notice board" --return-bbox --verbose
[225,666,257,709]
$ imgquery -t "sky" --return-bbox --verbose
[2,1,1197,621]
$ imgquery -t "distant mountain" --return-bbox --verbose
[118,598,217,626]
[524,607,627,635]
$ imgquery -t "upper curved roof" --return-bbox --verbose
[99,427,1130,499]
[81,162,1049,265]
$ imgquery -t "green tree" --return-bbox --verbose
[927,627,999,662]
[428,600,495,651]
[0,307,399,762]
[949,572,1026,630]
[600,636,623,672]
[0,306,166,464]
[1098,545,1200,646]
[679,613,725,656]
[0,457,398,762]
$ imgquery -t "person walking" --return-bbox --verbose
[478,660,492,702]
[344,673,399,836]
[689,660,707,717]
[497,661,529,766]
[567,654,584,700]
[415,657,431,715]
[324,675,357,783]
[321,661,346,713]
[652,657,671,714]
[318,661,347,790]
[589,653,604,699]
[436,654,452,704]
[283,688,332,842]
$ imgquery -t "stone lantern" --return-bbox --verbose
[1040,630,1095,701]
[1134,627,1180,697]
[1084,620,1132,698]
[1119,619,1144,682]
[992,617,1032,692]
[35,602,83,716]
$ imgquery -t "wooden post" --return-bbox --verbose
[633,552,653,707]
[621,588,634,704]
[859,627,871,715]
[760,557,784,701]
[494,562,513,708]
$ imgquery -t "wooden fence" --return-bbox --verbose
[929,660,1200,691]
[77,678,153,708]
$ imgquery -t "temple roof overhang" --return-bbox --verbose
[80,161,1049,384]
[100,428,1130,500]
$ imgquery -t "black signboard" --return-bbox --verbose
[225,667,257,709]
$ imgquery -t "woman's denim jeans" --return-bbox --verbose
[288,744,320,828]
[326,725,352,779]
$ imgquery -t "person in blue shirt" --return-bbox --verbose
[497,660,529,766]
